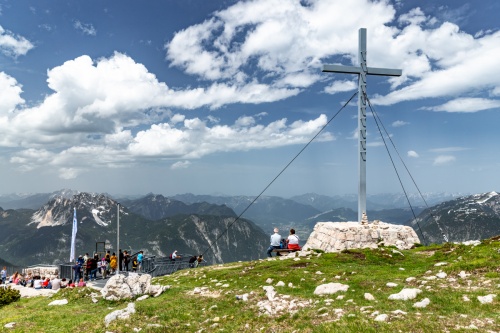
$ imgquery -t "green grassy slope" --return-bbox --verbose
[1,237,499,332]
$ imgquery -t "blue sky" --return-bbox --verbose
[0,0,499,198]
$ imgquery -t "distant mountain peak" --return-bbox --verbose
[30,191,117,228]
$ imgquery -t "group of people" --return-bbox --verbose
[188,255,205,268]
[72,249,145,282]
[267,228,301,257]
[0,266,68,290]
[170,251,205,268]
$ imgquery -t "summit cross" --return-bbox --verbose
[322,28,402,223]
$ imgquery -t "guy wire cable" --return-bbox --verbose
[201,91,359,258]
[365,95,427,245]
[366,94,451,244]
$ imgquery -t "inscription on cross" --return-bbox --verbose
[322,28,402,223]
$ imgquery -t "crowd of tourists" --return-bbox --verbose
[72,249,145,282]
[1,265,68,290]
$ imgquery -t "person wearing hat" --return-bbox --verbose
[267,228,282,257]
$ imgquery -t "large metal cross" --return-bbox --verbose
[322,28,402,223]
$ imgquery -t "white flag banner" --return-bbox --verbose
[70,208,77,262]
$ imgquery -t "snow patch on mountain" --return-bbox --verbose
[92,209,109,227]
[475,191,498,204]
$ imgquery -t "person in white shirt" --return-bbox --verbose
[170,250,181,261]
[267,228,282,257]
[286,228,301,251]
[33,276,43,289]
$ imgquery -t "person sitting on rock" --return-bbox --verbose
[77,278,86,287]
[43,277,52,289]
[11,271,20,285]
[286,228,301,251]
[51,276,61,290]
[33,276,43,289]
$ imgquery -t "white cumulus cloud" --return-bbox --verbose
[433,155,456,166]
[424,97,500,112]
[407,150,419,158]
[0,25,34,57]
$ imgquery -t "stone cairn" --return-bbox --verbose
[303,213,420,252]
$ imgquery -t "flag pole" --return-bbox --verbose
[70,207,77,262]
[117,203,120,275]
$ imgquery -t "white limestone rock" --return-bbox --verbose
[413,298,430,308]
[477,294,496,304]
[263,286,277,301]
[374,314,388,322]
[364,293,375,301]
[313,283,349,295]
[388,288,422,301]
[48,299,68,306]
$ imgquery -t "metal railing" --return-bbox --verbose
[142,254,206,277]
[56,254,207,281]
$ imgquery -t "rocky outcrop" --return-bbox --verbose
[303,220,420,252]
[100,273,168,301]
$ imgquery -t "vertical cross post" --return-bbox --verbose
[322,28,402,223]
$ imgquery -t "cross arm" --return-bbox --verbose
[322,64,361,74]
[322,64,402,77]
[367,67,402,77]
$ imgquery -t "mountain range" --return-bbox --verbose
[412,191,500,244]
[0,192,268,267]
[1,190,499,267]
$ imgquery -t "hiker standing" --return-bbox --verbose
[1,266,7,284]
[137,251,144,271]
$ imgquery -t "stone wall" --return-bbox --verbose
[303,220,420,252]
[23,265,59,278]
